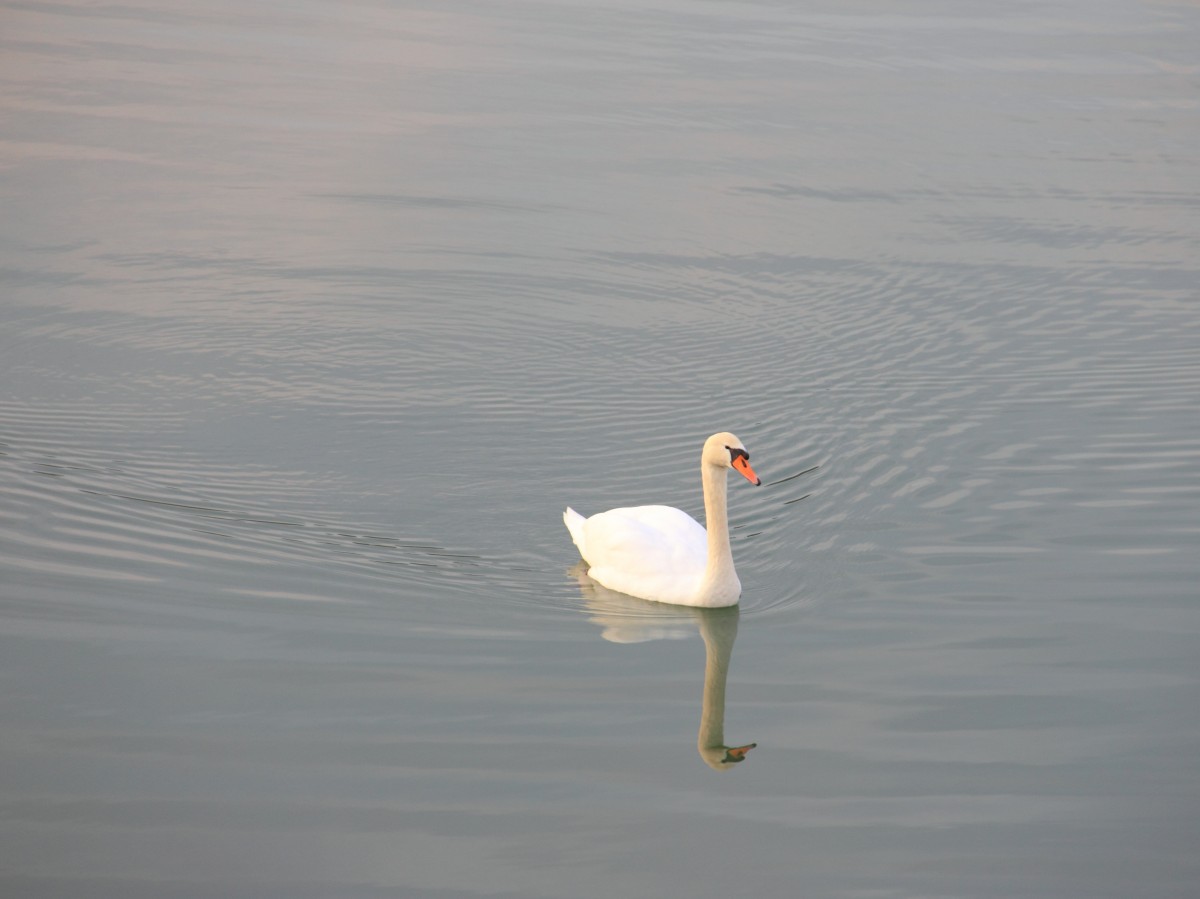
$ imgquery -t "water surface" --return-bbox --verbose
[2,1,1199,897]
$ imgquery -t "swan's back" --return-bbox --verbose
[565,505,707,605]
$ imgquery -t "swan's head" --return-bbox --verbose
[703,432,761,486]
[700,742,758,771]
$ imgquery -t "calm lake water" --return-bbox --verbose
[2,1,1199,896]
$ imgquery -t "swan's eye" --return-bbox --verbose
[727,447,749,463]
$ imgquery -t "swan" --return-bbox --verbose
[563,432,761,607]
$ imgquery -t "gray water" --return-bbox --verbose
[2,1,1199,896]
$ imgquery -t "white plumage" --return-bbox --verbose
[563,432,761,607]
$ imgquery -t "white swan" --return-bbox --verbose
[563,432,761,607]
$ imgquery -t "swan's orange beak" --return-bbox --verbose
[732,455,761,486]
[724,743,757,763]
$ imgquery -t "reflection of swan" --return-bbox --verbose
[563,432,761,607]
[694,606,756,770]
[573,567,756,770]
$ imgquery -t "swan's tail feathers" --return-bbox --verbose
[563,507,588,561]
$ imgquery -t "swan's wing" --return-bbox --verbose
[581,505,707,604]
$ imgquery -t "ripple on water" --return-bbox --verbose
[0,398,555,637]
[5,217,1198,624]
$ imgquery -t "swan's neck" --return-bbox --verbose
[699,462,739,605]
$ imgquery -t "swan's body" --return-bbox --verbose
[563,432,761,607]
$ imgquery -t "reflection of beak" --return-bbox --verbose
[723,743,757,763]
[732,456,761,486]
